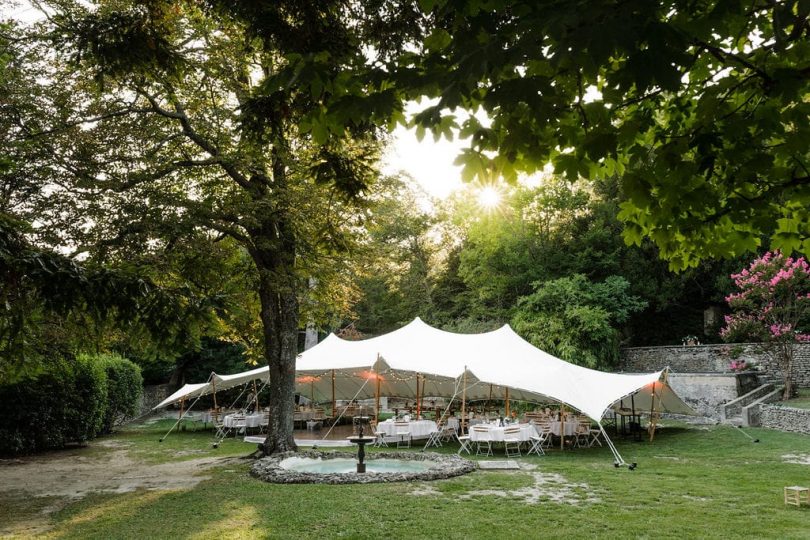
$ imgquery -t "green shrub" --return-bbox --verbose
[89,353,143,434]
[0,355,107,455]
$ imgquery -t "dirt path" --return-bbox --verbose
[0,439,243,537]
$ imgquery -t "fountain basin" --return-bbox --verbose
[251,450,475,484]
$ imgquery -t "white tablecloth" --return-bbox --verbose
[377,420,437,439]
[224,413,266,428]
[469,423,536,442]
[548,421,577,436]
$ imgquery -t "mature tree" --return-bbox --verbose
[402,0,810,269]
[4,2,422,453]
[721,252,810,398]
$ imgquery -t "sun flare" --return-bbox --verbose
[477,186,502,209]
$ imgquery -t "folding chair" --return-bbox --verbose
[473,425,493,456]
[371,422,389,448]
[394,421,412,448]
[456,432,472,455]
[588,426,603,447]
[573,418,591,448]
[423,426,443,449]
[527,432,547,456]
[503,425,522,458]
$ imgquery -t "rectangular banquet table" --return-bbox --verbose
[377,420,437,439]
[468,423,536,442]
[223,413,266,428]
[548,421,577,437]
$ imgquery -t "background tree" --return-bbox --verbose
[721,252,810,398]
[512,274,646,368]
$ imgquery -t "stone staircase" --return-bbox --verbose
[721,382,784,427]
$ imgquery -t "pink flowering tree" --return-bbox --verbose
[720,252,810,399]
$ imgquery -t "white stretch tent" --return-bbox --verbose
[155,318,692,421]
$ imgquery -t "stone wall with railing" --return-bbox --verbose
[620,343,810,387]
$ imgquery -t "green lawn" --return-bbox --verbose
[780,388,810,410]
[2,420,809,539]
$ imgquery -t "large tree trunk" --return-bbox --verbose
[258,268,299,454]
[251,213,299,454]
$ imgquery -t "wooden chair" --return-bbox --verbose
[784,486,809,507]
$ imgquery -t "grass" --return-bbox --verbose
[2,420,809,539]
[779,388,810,410]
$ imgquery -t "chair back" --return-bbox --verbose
[503,425,521,436]
[472,425,491,440]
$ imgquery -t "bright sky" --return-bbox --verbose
[382,125,467,200]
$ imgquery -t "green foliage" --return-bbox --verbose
[401,1,810,269]
[512,275,646,368]
[0,213,219,383]
[0,356,108,455]
[90,354,144,434]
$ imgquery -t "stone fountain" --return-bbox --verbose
[347,425,375,473]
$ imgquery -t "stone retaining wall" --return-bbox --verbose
[620,343,810,387]
[138,384,174,417]
[667,373,741,418]
[758,405,810,435]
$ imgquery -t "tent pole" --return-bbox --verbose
[598,422,626,466]
[179,397,185,421]
[310,379,315,406]
[560,404,566,450]
[416,372,421,419]
[505,387,510,419]
[374,356,381,424]
[160,392,205,442]
[331,369,336,419]
[650,372,666,442]
[252,380,258,411]
[212,377,218,411]
[461,368,468,434]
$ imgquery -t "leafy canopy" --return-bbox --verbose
[391,0,810,270]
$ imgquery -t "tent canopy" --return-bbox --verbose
[155,318,693,420]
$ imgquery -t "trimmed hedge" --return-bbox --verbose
[88,354,143,434]
[0,354,142,455]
